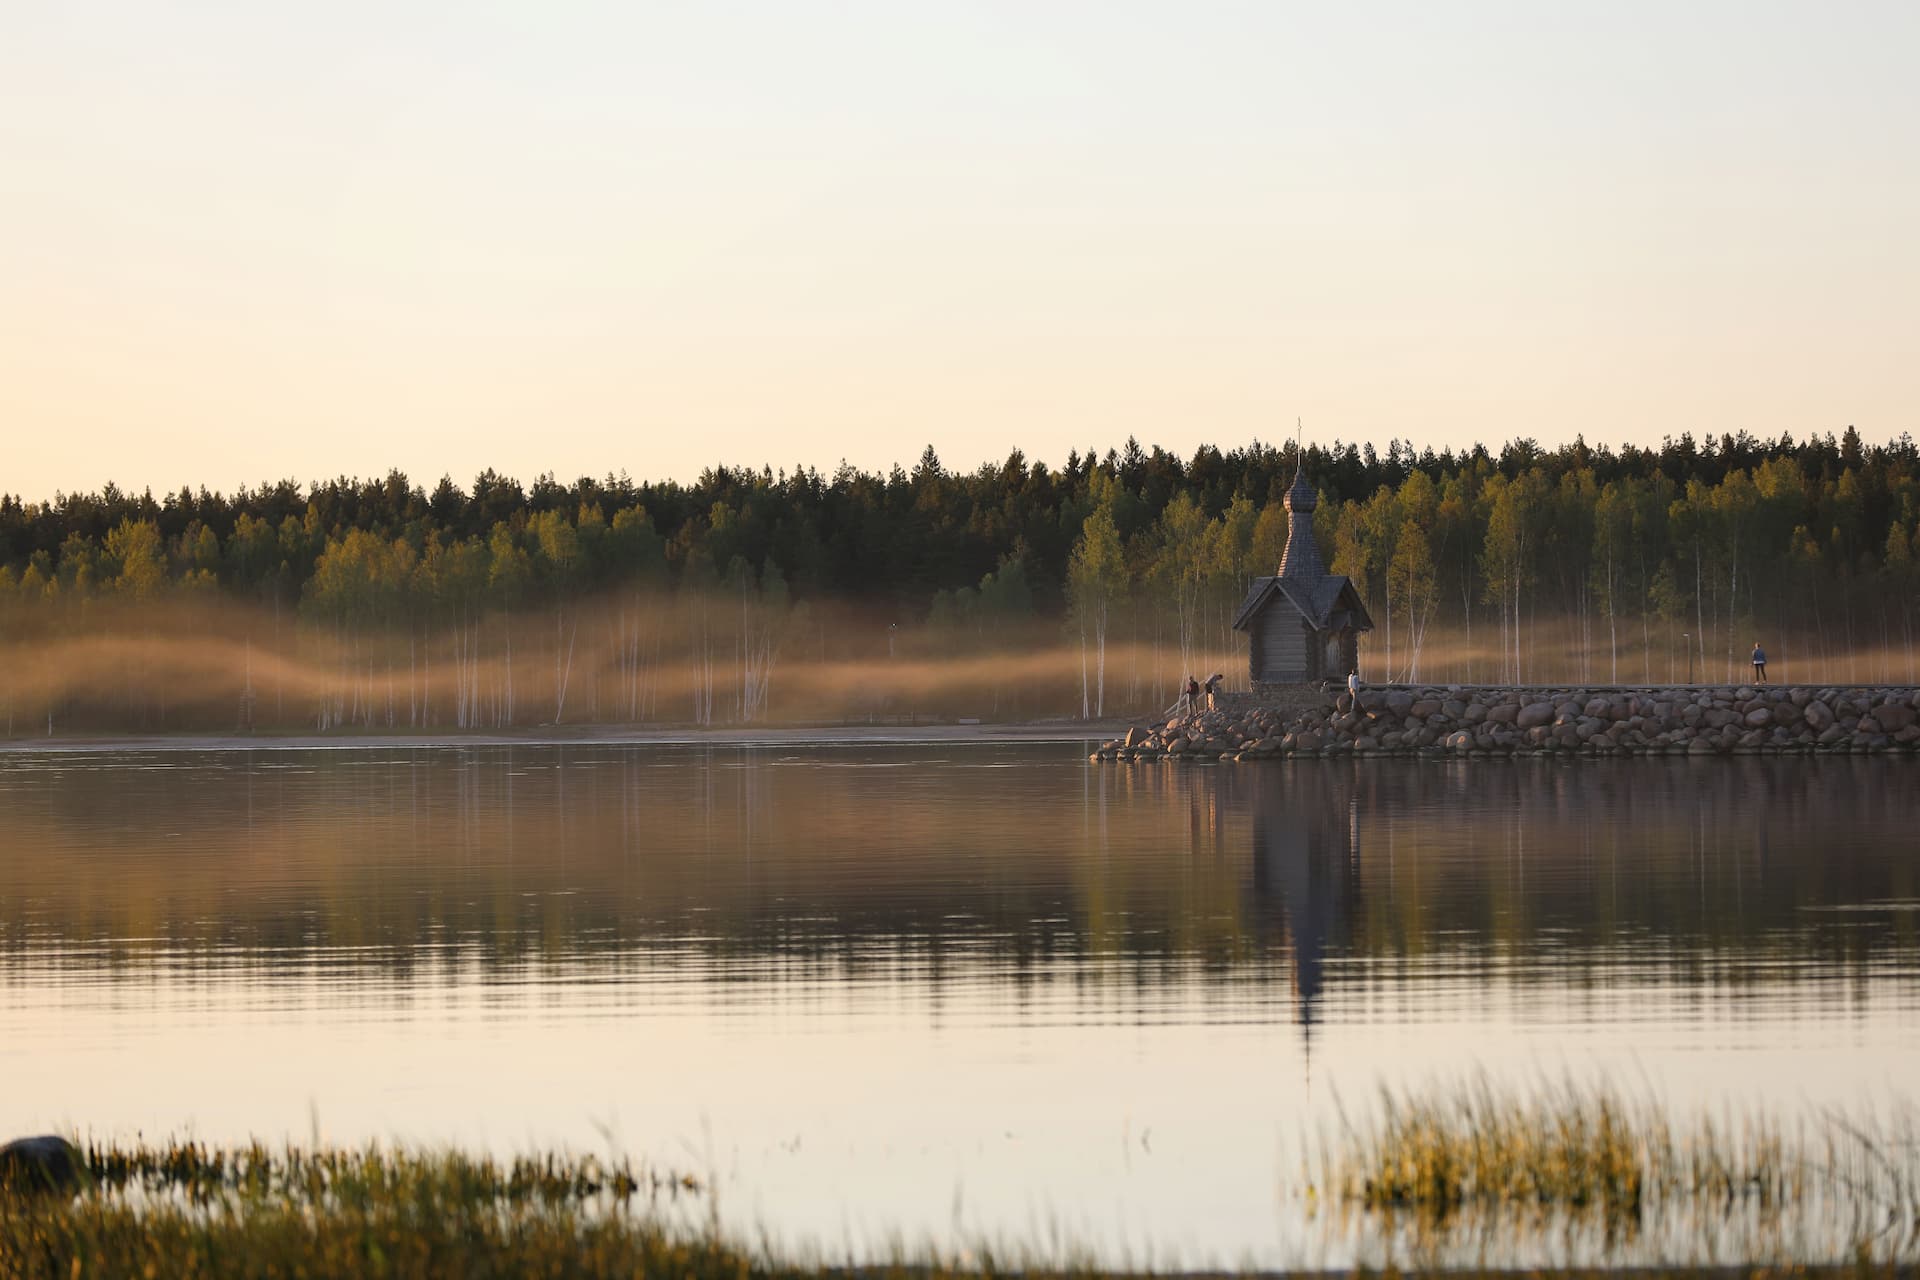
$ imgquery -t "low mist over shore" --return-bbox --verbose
[4,430,1918,732]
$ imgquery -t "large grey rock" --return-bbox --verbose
[1516,701,1555,729]
[1744,707,1772,728]
[1804,700,1835,731]
[1875,703,1916,732]
[0,1136,86,1195]
[1384,691,1415,717]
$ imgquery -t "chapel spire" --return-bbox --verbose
[1278,425,1327,581]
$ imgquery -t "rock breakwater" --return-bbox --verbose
[1091,684,1920,762]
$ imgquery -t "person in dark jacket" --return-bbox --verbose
[1751,642,1768,684]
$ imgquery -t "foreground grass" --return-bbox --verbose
[1313,1080,1920,1264]
[1,1142,743,1280]
[4,1098,1920,1278]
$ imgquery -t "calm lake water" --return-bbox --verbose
[3,743,1917,1265]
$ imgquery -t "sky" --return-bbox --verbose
[3,1,1917,502]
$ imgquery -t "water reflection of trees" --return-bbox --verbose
[1,750,1915,1005]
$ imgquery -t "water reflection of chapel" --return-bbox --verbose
[1246,768,1360,1040]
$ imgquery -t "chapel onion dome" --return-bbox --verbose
[1277,456,1327,581]
[1283,459,1317,514]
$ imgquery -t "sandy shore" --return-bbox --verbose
[0,720,1128,755]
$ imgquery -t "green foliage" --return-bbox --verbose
[976,552,1034,618]
[3,431,1919,690]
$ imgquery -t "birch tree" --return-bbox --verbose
[1067,497,1127,718]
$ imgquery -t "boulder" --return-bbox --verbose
[0,1136,86,1196]
[1384,691,1415,716]
[1462,703,1487,723]
[1875,703,1916,732]
[1292,731,1322,752]
[1743,707,1772,728]
[1486,703,1520,724]
[1804,700,1835,731]
[1516,701,1556,729]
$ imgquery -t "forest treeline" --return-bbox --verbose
[2,426,1918,732]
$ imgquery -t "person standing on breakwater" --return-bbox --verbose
[1751,642,1768,684]
[1180,675,1201,714]
[1347,670,1361,703]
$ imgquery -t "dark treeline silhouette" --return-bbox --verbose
[1,427,1917,731]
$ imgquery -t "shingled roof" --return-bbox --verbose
[1231,574,1366,633]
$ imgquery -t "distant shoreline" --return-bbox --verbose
[0,720,1130,755]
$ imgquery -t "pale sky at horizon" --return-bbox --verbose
[3,1,1917,503]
